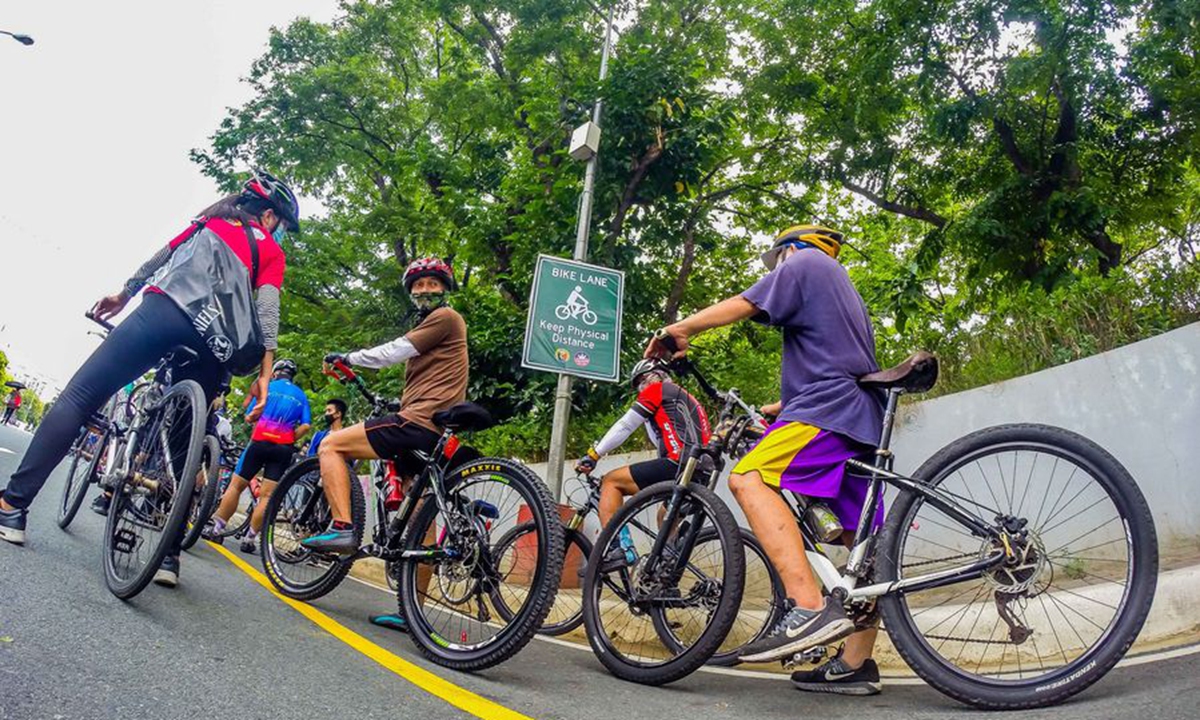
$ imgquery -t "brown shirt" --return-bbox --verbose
[400,307,469,431]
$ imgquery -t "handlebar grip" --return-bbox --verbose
[85,311,115,332]
[653,328,680,353]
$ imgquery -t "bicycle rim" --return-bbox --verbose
[401,458,563,669]
[880,425,1157,700]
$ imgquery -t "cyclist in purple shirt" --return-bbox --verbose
[646,224,886,695]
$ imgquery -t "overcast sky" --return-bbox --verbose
[0,1,340,397]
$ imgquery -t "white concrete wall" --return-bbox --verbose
[534,322,1200,555]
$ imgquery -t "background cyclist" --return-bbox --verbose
[205,359,311,555]
[575,358,711,568]
[0,172,299,565]
[646,224,886,695]
[306,398,348,458]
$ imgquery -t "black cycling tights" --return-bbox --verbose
[1,293,222,511]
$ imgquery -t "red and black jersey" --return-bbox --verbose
[632,381,712,461]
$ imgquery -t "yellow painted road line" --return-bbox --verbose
[207,541,534,720]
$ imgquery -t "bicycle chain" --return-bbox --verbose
[901,551,977,569]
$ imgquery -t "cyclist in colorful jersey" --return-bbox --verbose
[576,359,712,570]
[206,359,311,554]
[0,171,299,564]
[646,224,885,694]
[576,359,711,527]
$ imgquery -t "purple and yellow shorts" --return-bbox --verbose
[732,421,883,531]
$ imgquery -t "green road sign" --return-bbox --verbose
[522,254,624,382]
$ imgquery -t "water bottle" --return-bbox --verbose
[804,501,844,543]
[618,525,637,564]
[383,461,404,511]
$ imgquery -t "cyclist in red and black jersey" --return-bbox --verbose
[575,359,711,529]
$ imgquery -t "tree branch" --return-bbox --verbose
[838,176,947,228]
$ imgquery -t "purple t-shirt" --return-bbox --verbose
[741,249,885,446]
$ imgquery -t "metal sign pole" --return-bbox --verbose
[546,7,615,502]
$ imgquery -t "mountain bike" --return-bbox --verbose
[580,345,796,684]
[82,312,209,599]
[631,333,1158,708]
[259,360,565,671]
[491,468,785,665]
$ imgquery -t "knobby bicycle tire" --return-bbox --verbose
[398,457,565,671]
[260,456,365,601]
[582,482,745,685]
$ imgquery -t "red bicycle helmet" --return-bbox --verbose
[243,169,301,233]
[403,256,455,292]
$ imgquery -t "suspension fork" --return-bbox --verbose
[641,452,706,578]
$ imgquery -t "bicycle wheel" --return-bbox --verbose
[876,423,1158,709]
[181,435,221,551]
[58,426,107,529]
[581,482,745,685]
[398,457,564,671]
[260,456,365,600]
[491,523,592,636]
[103,380,206,599]
[654,527,787,666]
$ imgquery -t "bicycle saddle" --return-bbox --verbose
[433,402,495,432]
[858,351,938,394]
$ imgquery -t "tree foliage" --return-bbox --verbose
[194,0,1200,458]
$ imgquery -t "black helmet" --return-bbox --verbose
[243,169,301,233]
[272,358,298,379]
[629,358,668,388]
[760,224,843,269]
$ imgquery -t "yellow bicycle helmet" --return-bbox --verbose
[760,224,843,269]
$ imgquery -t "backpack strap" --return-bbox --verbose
[243,224,261,288]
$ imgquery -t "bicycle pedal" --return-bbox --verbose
[783,646,829,669]
[112,528,140,554]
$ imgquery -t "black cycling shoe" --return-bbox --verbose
[299,526,357,556]
[90,493,111,517]
[598,547,635,573]
[239,535,257,555]
[738,599,855,663]
[792,651,882,696]
[0,506,28,546]
[154,555,180,588]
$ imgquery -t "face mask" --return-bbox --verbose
[411,292,447,315]
[323,413,337,427]
[272,224,287,243]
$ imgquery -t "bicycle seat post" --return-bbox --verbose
[874,388,904,467]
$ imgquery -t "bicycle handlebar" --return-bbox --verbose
[323,359,380,407]
[85,310,115,332]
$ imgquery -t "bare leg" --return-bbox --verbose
[317,423,378,524]
[836,529,879,667]
[214,475,250,523]
[597,466,639,527]
[729,470,823,611]
[249,479,277,533]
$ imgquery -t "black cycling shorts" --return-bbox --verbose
[364,414,441,477]
[234,440,295,482]
[628,457,680,490]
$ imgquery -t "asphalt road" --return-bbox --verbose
[2,421,1198,720]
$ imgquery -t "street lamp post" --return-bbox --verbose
[0,30,35,46]
[545,6,616,502]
